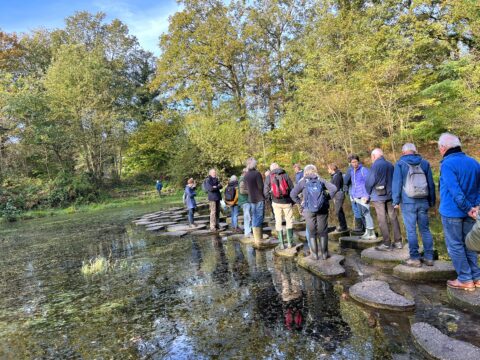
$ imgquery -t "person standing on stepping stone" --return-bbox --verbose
[438,133,480,291]
[204,169,223,232]
[344,154,366,234]
[238,168,252,238]
[327,163,348,232]
[243,158,265,246]
[290,165,337,260]
[184,178,197,227]
[392,143,436,267]
[366,148,403,251]
[345,155,376,241]
[264,163,295,249]
[225,175,241,233]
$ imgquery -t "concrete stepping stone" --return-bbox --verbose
[168,206,184,211]
[361,245,410,268]
[157,231,188,238]
[274,243,303,258]
[447,287,480,315]
[411,322,480,360]
[328,229,350,242]
[240,236,255,245]
[228,234,245,241]
[297,254,345,279]
[167,224,206,232]
[195,215,210,220]
[262,226,273,234]
[393,261,457,282]
[194,220,209,225]
[340,236,383,250]
[134,220,154,226]
[151,222,178,227]
[292,221,305,230]
[189,229,215,236]
[296,231,307,241]
[252,237,280,250]
[349,280,415,311]
[145,225,166,232]
[219,230,234,236]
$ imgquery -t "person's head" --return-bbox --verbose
[349,154,360,169]
[246,157,257,170]
[241,168,248,176]
[401,143,417,155]
[293,163,302,173]
[304,164,318,177]
[230,175,237,183]
[187,178,195,186]
[371,148,384,162]
[327,163,338,175]
[438,133,461,156]
[209,168,217,177]
[270,163,280,171]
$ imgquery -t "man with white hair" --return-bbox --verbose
[243,158,265,245]
[203,168,223,231]
[438,133,480,291]
[264,163,295,249]
[392,143,436,267]
[366,148,402,250]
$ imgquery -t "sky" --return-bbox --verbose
[0,0,181,55]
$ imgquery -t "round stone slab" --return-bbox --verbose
[297,254,345,279]
[167,224,206,232]
[189,229,215,236]
[296,231,307,241]
[252,238,280,250]
[157,231,188,238]
[328,229,350,242]
[340,236,383,250]
[145,225,165,232]
[349,280,415,311]
[393,261,457,282]
[228,234,246,241]
[274,243,304,258]
[292,221,305,231]
[262,227,273,234]
[150,222,178,227]
[361,246,410,268]
[447,287,480,315]
[411,322,480,360]
[194,220,209,225]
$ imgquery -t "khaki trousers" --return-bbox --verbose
[272,202,294,231]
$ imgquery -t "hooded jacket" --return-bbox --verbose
[184,185,197,209]
[365,156,394,202]
[263,168,295,205]
[392,154,436,207]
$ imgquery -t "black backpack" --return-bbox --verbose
[224,184,236,202]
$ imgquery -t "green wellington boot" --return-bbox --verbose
[286,228,294,248]
[278,230,285,249]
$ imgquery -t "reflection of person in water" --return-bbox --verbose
[191,239,203,276]
[231,242,250,287]
[211,237,230,285]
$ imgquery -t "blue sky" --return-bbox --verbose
[0,0,181,55]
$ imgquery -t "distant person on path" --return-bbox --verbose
[290,165,337,260]
[155,179,163,197]
[327,163,348,232]
[204,169,223,232]
[264,163,295,249]
[392,143,436,267]
[244,158,265,245]
[239,168,252,238]
[438,133,480,291]
[344,155,365,234]
[293,164,304,185]
[184,178,197,227]
[225,175,241,233]
[366,148,402,251]
[345,155,376,240]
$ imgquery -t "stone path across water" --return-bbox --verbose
[340,235,383,249]
[447,287,480,315]
[297,254,345,279]
[252,238,280,250]
[393,261,456,282]
[273,243,303,258]
[361,246,410,268]
[349,280,415,311]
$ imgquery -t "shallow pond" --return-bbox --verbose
[0,202,479,359]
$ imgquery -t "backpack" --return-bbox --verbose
[304,178,327,213]
[402,162,428,198]
[270,173,290,199]
[224,184,237,202]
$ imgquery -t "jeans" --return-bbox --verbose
[209,200,220,230]
[350,196,362,219]
[272,203,294,231]
[333,192,347,229]
[353,199,374,229]
[242,203,252,236]
[372,200,402,246]
[230,205,239,228]
[304,211,328,239]
[188,208,195,225]
[402,201,433,260]
[442,216,480,282]
[251,201,265,228]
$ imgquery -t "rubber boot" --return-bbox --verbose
[278,230,285,249]
[320,236,329,260]
[309,237,319,260]
[361,228,376,240]
[286,229,294,248]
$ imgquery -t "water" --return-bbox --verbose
[0,203,479,359]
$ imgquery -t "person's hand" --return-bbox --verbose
[468,207,479,219]
[361,197,368,204]
[393,204,400,209]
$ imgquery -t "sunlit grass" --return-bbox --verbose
[81,256,110,275]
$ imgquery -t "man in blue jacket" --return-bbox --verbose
[438,133,480,291]
[392,143,436,267]
[204,168,223,231]
[366,148,402,251]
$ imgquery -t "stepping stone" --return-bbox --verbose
[447,287,480,315]
[393,261,457,282]
[157,231,188,238]
[195,220,209,225]
[145,225,165,232]
[297,231,307,242]
[328,229,350,242]
[168,207,184,211]
[219,222,228,228]
[252,237,280,250]
[167,224,203,232]
[361,246,410,268]
[297,254,345,279]
[262,227,273,234]
[152,222,178,227]
[411,322,480,360]
[195,215,210,221]
[196,203,209,209]
[340,236,383,250]
[219,230,234,236]
[240,236,255,245]
[349,280,415,311]
[228,234,245,241]
[189,229,215,236]
[274,243,303,258]
[292,221,305,231]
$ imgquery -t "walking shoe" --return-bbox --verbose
[404,259,422,268]
[423,259,434,266]
[375,244,392,251]
[447,279,475,291]
[474,279,480,288]
[393,242,403,249]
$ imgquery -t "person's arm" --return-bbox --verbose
[425,161,436,208]
[331,173,341,195]
[290,180,304,205]
[203,178,213,192]
[392,162,402,206]
[323,180,337,199]
[256,172,264,194]
[364,164,375,196]
[263,174,271,199]
[344,168,352,186]
[442,162,475,215]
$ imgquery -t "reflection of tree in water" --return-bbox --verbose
[231,241,249,286]
[211,237,230,285]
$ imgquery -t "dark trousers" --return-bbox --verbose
[333,192,348,229]
[188,208,195,225]
[304,211,328,239]
[372,200,402,245]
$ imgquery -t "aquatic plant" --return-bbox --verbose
[81,256,110,275]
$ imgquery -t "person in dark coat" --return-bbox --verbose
[243,158,265,245]
[184,178,197,226]
[204,168,223,231]
[293,164,304,185]
[365,148,402,251]
[155,180,163,197]
[327,163,348,232]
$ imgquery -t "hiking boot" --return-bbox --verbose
[286,229,294,248]
[375,244,392,251]
[423,259,434,266]
[361,229,376,240]
[393,241,403,249]
[447,279,475,291]
[404,259,422,268]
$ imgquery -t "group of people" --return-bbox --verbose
[183,132,480,291]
